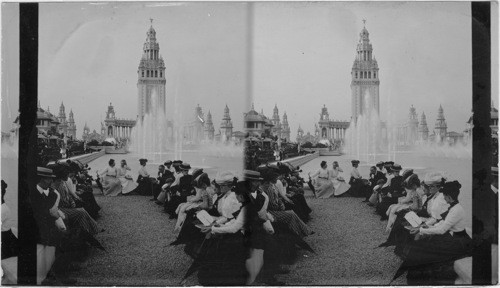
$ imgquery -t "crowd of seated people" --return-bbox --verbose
[141,158,315,285]
[349,160,473,285]
[29,164,105,285]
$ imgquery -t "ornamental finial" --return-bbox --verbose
[150,18,153,25]
[362,19,366,27]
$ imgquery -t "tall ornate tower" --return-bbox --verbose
[434,105,448,142]
[407,105,419,144]
[204,110,215,141]
[318,105,330,139]
[82,122,90,140]
[271,104,282,138]
[351,21,380,122]
[104,103,116,137]
[58,102,68,135]
[137,20,166,120]
[281,112,290,142]
[418,112,429,141]
[297,125,304,142]
[220,105,233,142]
[67,109,77,139]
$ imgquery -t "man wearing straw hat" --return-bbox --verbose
[31,167,75,285]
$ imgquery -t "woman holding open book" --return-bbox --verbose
[385,174,423,233]
[393,180,472,284]
[379,172,448,253]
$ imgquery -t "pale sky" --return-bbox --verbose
[2,2,499,139]
[252,2,475,140]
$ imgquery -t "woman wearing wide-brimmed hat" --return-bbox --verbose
[260,168,312,238]
[165,163,194,218]
[393,180,471,285]
[380,172,448,252]
[173,171,213,232]
[376,163,405,219]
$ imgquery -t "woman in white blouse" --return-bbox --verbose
[331,161,350,197]
[396,180,471,277]
[100,159,122,196]
[117,160,138,195]
[309,161,334,198]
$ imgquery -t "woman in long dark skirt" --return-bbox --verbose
[394,180,472,285]
[381,172,447,255]
[164,163,193,218]
[376,164,404,219]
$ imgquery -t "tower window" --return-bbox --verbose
[155,70,158,77]
[368,71,371,78]
[364,71,367,78]
[160,71,162,78]
[360,72,363,79]
[374,72,377,78]
[142,70,144,77]
[355,72,358,79]
[147,70,150,77]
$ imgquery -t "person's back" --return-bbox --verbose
[390,175,404,197]
[179,174,194,198]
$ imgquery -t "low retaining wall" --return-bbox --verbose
[68,150,105,165]
[303,147,342,156]
[278,152,319,168]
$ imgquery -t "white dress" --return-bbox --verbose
[331,167,350,196]
[118,166,138,194]
[312,168,334,198]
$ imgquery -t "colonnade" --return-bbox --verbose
[324,126,347,140]
[109,125,133,139]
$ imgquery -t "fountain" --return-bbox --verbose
[130,89,170,163]
[345,90,386,163]
[128,88,243,172]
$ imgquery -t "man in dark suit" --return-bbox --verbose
[365,166,386,202]
[152,164,174,201]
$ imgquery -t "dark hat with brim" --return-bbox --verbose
[244,170,263,181]
[180,163,191,171]
[139,158,148,163]
[392,164,402,171]
[401,169,414,181]
[38,167,56,178]
[164,160,173,165]
[384,161,394,165]
[351,160,360,165]
[263,170,279,181]
[376,161,384,167]
[192,168,204,179]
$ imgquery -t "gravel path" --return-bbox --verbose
[66,155,406,285]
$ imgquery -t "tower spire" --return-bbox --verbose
[351,19,379,122]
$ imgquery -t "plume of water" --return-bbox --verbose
[345,90,384,163]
